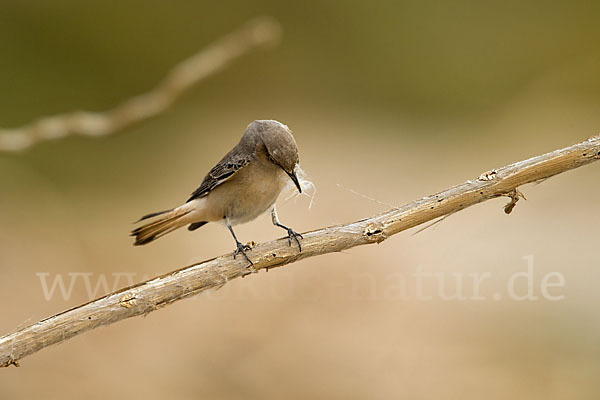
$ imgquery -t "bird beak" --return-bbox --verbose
[287,170,302,193]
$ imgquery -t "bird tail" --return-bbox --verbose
[131,205,193,245]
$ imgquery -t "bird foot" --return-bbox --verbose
[233,241,254,266]
[284,227,303,252]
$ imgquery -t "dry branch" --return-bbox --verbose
[0,17,281,152]
[1,135,599,367]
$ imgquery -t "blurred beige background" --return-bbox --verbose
[1,1,600,399]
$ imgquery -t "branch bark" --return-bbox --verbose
[1,135,599,367]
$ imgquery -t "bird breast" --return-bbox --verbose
[202,158,288,225]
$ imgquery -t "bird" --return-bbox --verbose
[131,120,304,265]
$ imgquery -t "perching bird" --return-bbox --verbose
[131,120,304,265]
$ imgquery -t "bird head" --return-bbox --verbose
[250,120,302,193]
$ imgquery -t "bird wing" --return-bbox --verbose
[187,146,252,202]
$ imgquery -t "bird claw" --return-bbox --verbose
[233,241,253,266]
[285,228,303,252]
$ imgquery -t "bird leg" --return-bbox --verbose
[271,206,303,252]
[227,224,253,266]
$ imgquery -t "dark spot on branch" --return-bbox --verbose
[2,358,19,368]
[363,223,386,243]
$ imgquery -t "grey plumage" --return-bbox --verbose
[187,120,300,201]
[131,120,304,265]
[187,146,251,202]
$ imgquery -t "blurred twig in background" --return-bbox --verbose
[0,17,282,152]
[1,135,598,367]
